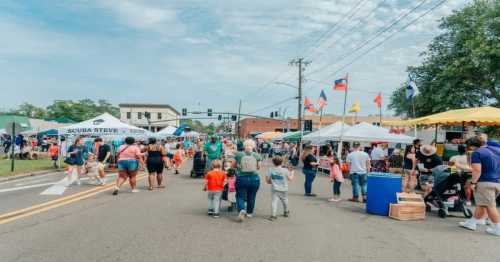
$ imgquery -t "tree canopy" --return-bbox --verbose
[4,99,120,122]
[389,0,499,118]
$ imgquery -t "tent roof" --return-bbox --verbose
[383,106,500,127]
[256,131,283,140]
[59,113,151,137]
[302,121,350,143]
[341,122,414,143]
[155,126,177,136]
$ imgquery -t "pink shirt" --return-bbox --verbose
[330,164,344,183]
[227,177,236,192]
[117,145,142,160]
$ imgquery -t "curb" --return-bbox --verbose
[0,169,65,183]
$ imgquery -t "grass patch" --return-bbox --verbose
[0,158,62,176]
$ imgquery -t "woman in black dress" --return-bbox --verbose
[145,137,168,190]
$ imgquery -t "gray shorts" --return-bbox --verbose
[475,182,500,206]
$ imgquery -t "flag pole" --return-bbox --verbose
[379,95,382,125]
[337,74,348,160]
[412,98,417,137]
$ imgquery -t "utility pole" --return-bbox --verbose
[289,58,310,154]
[236,99,242,140]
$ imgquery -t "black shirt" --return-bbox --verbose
[419,154,442,173]
[97,144,111,162]
[303,154,317,170]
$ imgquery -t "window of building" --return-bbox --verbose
[157,112,162,120]
[126,112,131,119]
[138,112,142,119]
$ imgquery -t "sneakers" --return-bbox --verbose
[305,193,317,197]
[212,213,220,218]
[246,213,253,218]
[238,210,247,222]
[208,209,214,216]
[328,197,341,202]
[459,219,478,231]
[283,211,290,217]
[268,216,278,221]
[131,189,139,193]
[465,201,472,206]
[486,226,500,236]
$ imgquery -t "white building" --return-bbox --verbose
[119,103,180,132]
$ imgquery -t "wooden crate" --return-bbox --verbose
[389,193,426,221]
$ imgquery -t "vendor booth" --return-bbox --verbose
[58,113,152,139]
[154,126,177,138]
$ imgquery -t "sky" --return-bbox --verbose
[0,0,470,119]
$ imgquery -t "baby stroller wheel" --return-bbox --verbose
[438,208,447,218]
[425,204,432,212]
[463,207,473,218]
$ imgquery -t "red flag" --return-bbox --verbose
[333,74,348,91]
[374,92,382,108]
[317,90,327,110]
[304,97,317,113]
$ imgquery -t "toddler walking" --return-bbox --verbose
[204,160,226,218]
[85,154,105,185]
[265,156,294,221]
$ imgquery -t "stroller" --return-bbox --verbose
[424,165,473,218]
[190,151,206,178]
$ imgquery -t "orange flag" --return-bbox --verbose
[374,92,382,108]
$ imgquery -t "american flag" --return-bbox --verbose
[317,90,327,110]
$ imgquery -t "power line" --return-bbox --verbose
[246,97,297,115]
[307,0,387,62]
[306,0,430,76]
[323,0,448,80]
[298,0,369,60]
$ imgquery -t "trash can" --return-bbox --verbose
[366,173,402,216]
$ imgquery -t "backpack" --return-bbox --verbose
[240,153,258,173]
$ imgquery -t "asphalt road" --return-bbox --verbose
[0,160,499,262]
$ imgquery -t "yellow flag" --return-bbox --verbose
[349,101,361,113]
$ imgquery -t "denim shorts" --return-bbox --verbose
[118,159,139,172]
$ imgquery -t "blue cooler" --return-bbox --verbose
[366,173,401,216]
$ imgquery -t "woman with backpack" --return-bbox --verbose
[234,139,262,222]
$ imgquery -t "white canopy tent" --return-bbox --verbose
[303,122,414,145]
[58,113,153,139]
[154,126,177,137]
[180,130,200,138]
[340,122,414,144]
[302,121,350,145]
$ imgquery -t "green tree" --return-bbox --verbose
[46,99,119,122]
[11,103,47,118]
[389,0,500,117]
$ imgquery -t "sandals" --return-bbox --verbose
[148,186,154,191]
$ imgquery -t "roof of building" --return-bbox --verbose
[118,103,180,115]
[0,114,32,131]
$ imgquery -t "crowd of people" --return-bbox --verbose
[30,130,500,235]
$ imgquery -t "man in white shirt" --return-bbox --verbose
[370,143,387,172]
[347,142,371,202]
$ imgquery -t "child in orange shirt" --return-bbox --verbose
[48,143,60,168]
[204,160,226,218]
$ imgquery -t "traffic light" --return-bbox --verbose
[231,115,237,121]
[304,120,313,131]
[182,108,187,116]
[270,112,274,118]
[218,114,222,121]
[207,108,213,117]
[275,111,279,118]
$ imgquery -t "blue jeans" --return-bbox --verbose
[303,168,317,195]
[350,173,367,198]
[236,175,260,214]
[333,181,342,196]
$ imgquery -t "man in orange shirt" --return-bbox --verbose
[204,160,226,218]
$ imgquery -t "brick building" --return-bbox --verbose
[237,114,402,138]
[237,118,299,138]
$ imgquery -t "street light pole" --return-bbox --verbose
[289,58,310,154]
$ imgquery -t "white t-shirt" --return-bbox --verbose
[370,147,386,161]
[347,150,371,174]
